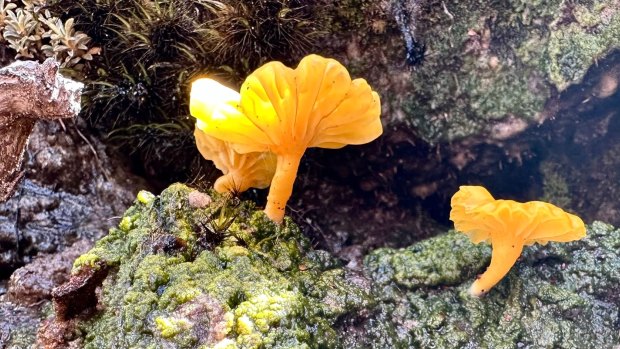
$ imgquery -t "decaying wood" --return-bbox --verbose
[0,59,83,202]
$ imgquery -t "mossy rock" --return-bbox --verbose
[360,222,620,348]
[72,184,372,349]
[68,184,620,348]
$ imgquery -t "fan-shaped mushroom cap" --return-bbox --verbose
[194,127,276,193]
[191,54,382,155]
[450,186,586,296]
[190,54,382,222]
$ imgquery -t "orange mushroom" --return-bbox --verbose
[190,54,382,223]
[194,127,276,193]
[450,185,586,296]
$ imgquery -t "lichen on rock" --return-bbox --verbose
[546,2,620,90]
[337,0,620,143]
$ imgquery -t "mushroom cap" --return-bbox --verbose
[190,78,273,148]
[450,186,586,245]
[450,186,496,243]
[466,200,585,245]
[194,127,276,193]
[190,54,382,155]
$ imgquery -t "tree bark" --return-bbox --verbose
[0,59,83,202]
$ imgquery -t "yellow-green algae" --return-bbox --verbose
[361,223,620,348]
[74,184,372,349]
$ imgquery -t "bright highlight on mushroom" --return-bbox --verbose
[450,185,586,296]
[190,54,383,223]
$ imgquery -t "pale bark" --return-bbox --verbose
[0,59,83,202]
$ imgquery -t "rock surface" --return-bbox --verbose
[32,184,620,349]
[6,240,92,306]
[281,0,620,251]
[0,119,146,348]
[0,301,45,348]
[0,119,146,274]
[327,0,620,143]
[362,224,620,348]
[0,240,91,348]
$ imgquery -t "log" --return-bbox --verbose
[0,59,83,202]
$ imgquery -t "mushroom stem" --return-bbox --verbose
[264,153,302,223]
[470,239,524,297]
[214,173,241,194]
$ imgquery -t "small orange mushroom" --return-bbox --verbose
[194,127,276,193]
[190,54,382,223]
[450,186,586,296]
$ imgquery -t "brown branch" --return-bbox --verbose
[0,59,83,202]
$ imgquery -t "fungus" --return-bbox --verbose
[194,127,276,193]
[190,54,382,222]
[450,185,586,296]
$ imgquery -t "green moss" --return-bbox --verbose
[75,184,371,349]
[118,216,133,232]
[156,316,191,338]
[72,252,101,271]
[234,291,299,334]
[358,223,620,348]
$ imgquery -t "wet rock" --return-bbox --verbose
[37,184,620,348]
[0,243,90,349]
[6,240,91,306]
[324,0,620,143]
[0,120,144,346]
[0,119,147,274]
[0,301,44,348]
[294,1,620,247]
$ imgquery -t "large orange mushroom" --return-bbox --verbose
[450,186,586,296]
[190,54,382,223]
